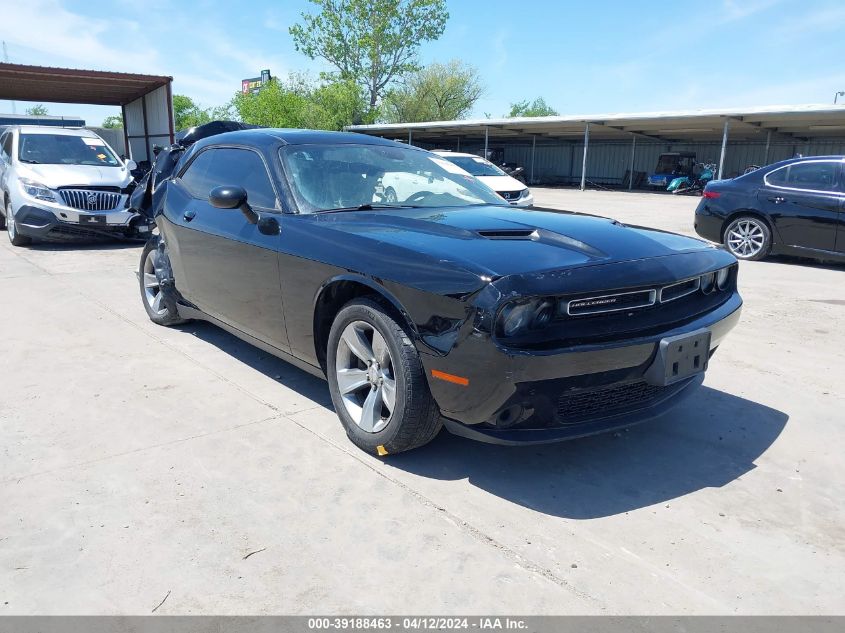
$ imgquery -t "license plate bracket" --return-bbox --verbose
[79,215,106,225]
[644,329,711,387]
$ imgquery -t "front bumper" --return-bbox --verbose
[423,293,742,444]
[508,193,534,207]
[13,204,151,241]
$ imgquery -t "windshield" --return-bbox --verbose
[280,144,506,213]
[440,155,506,177]
[18,134,121,166]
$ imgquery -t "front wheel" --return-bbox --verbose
[6,202,32,247]
[723,216,771,261]
[326,298,442,454]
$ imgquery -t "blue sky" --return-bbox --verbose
[2,0,844,126]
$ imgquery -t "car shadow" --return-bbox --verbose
[26,240,143,252]
[175,321,788,520]
[762,254,845,270]
[173,321,333,408]
[386,386,788,519]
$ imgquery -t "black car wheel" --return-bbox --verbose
[382,187,398,203]
[723,216,771,261]
[326,298,441,455]
[6,202,32,247]
[139,237,187,326]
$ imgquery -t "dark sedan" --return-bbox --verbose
[139,128,741,454]
[695,156,845,262]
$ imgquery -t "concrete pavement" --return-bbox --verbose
[1,189,843,614]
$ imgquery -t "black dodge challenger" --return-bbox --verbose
[138,128,742,454]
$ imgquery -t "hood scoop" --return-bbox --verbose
[477,228,539,240]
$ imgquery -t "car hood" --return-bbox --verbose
[17,163,132,189]
[476,174,525,192]
[316,205,717,280]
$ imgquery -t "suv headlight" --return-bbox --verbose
[498,298,554,337]
[518,188,531,199]
[20,178,57,202]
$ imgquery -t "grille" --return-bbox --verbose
[567,289,656,316]
[556,380,677,425]
[59,189,121,211]
[498,190,523,201]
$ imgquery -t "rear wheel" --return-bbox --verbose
[723,216,771,261]
[139,237,187,326]
[326,298,441,454]
[6,201,31,247]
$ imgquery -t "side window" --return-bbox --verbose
[179,147,278,209]
[179,150,216,199]
[0,133,11,161]
[766,161,840,192]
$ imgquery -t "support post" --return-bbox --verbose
[484,126,489,158]
[763,129,772,166]
[530,135,536,185]
[408,129,413,146]
[580,122,590,191]
[456,136,461,151]
[628,135,636,191]
[717,119,730,180]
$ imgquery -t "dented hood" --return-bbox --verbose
[318,205,716,279]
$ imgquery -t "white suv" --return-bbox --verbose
[0,125,149,246]
[433,150,533,207]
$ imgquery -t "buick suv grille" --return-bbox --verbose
[59,189,121,211]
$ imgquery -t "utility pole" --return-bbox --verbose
[835,91,845,105]
[2,41,15,114]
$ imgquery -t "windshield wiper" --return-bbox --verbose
[19,158,39,164]
[320,203,424,213]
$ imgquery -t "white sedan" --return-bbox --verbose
[433,151,533,207]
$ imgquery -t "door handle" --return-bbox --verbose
[768,196,785,204]
[183,209,196,222]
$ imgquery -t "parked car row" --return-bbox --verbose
[2,122,756,455]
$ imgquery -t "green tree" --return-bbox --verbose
[233,74,371,131]
[290,0,449,110]
[506,97,559,118]
[382,60,484,123]
[172,94,226,130]
[101,114,123,129]
[25,104,49,116]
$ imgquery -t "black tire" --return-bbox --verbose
[139,237,188,326]
[326,298,442,455]
[383,186,398,203]
[723,215,772,261]
[6,202,31,247]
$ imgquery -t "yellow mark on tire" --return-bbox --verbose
[376,445,389,456]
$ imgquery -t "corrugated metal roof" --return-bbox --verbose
[348,104,845,143]
[0,63,172,106]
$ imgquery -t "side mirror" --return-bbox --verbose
[125,159,138,171]
[209,185,258,224]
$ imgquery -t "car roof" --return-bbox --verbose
[194,128,410,151]
[13,125,101,138]
[433,150,484,159]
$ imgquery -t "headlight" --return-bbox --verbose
[20,178,56,202]
[498,299,553,337]
[700,272,716,294]
[518,188,531,199]
[716,266,731,290]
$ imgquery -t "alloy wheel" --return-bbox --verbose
[6,205,15,241]
[334,320,397,433]
[726,219,765,258]
[142,246,167,315]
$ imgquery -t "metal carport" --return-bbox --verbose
[0,63,174,164]
[347,105,845,189]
